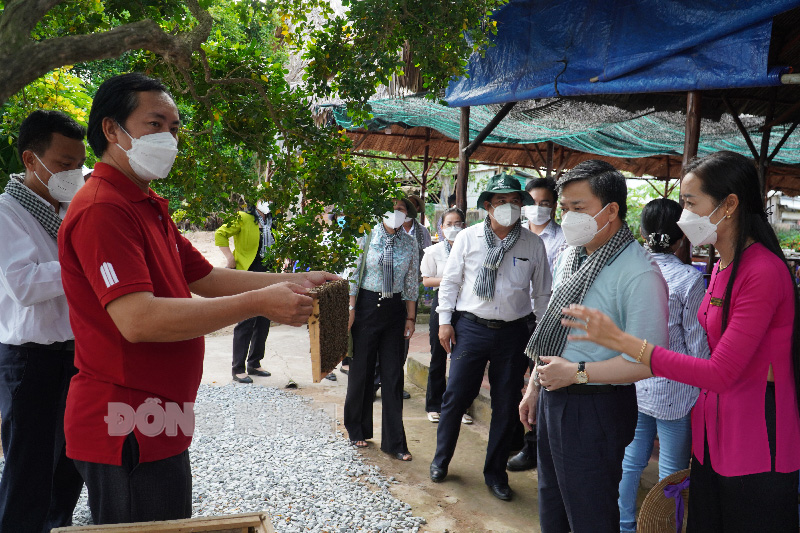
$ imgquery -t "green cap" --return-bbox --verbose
[476,173,533,209]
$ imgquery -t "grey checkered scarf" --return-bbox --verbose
[473,217,521,301]
[525,224,635,364]
[5,175,61,241]
[378,224,399,298]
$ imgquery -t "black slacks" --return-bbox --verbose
[231,316,270,375]
[425,292,449,413]
[432,316,529,486]
[74,433,192,525]
[344,290,409,455]
[537,384,637,533]
[687,383,799,532]
[0,342,83,533]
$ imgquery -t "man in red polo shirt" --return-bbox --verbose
[59,73,338,525]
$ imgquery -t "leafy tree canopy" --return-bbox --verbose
[0,0,506,271]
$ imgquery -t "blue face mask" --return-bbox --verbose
[337,216,346,228]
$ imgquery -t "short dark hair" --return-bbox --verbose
[640,198,683,253]
[87,73,172,157]
[525,177,557,203]
[447,193,456,207]
[556,160,627,219]
[18,110,85,159]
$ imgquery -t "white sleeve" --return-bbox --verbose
[436,233,467,325]
[530,238,552,320]
[420,245,438,278]
[0,210,63,306]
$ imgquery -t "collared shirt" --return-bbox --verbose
[404,221,433,251]
[0,191,72,345]
[60,163,214,466]
[420,241,450,282]
[348,227,419,301]
[636,253,709,420]
[437,223,552,324]
[556,241,669,380]
[528,219,567,274]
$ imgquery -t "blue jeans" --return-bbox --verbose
[618,411,692,532]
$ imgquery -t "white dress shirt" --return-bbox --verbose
[0,191,72,345]
[420,241,450,281]
[527,219,567,274]
[437,223,552,325]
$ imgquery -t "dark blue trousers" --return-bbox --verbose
[0,343,83,532]
[432,317,529,486]
[537,385,638,533]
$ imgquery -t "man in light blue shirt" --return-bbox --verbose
[520,160,668,533]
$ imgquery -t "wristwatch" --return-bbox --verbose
[576,361,589,384]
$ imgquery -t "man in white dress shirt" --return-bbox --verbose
[0,110,87,532]
[430,173,551,501]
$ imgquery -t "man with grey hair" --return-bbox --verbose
[520,160,669,532]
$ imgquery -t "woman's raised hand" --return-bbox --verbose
[560,304,623,351]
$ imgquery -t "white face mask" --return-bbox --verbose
[676,205,723,247]
[33,153,84,203]
[116,124,178,181]
[443,226,462,242]
[561,203,610,247]
[383,210,406,229]
[524,205,552,226]
[490,203,521,227]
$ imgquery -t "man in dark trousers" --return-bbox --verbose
[0,110,87,532]
[430,173,551,501]
[59,73,337,525]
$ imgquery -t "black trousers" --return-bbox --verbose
[231,316,271,375]
[432,316,529,485]
[425,292,449,413]
[538,384,638,533]
[344,290,409,455]
[74,433,192,525]
[687,383,799,532]
[0,342,83,533]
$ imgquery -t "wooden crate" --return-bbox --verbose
[52,512,275,533]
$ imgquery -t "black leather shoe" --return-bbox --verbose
[507,451,537,471]
[232,375,253,384]
[487,483,512,501]
[247,368,271,377]
[429,463,448,483]
[402,390,411,399]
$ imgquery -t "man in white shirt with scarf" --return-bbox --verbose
[430,173,551,501]
[0,110,87,532]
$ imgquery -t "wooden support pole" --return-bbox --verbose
[768,122,798,162]
[758,91,776,200]
[456,107,470,212]
[546,141,555,179]
[723,96,761,161]
[420,128,431,224]
[463,102,516,157]
[682,91,702,267]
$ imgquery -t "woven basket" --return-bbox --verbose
[637,468,691,533]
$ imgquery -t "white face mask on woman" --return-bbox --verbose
[383,210,406,229]
[676,205,723,246]
[561,203,610,247]
[490,203,521,227]
[33,153,84,203]
[443,226,462,241]
[116,124,179,181]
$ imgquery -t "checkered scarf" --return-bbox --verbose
[525,224,635,364]
[378,224,399,298]
[5,175,61,241]
[473,217,521,301]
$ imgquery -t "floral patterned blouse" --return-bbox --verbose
[348,225,420,301]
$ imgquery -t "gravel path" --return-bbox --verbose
[40,384,426,532]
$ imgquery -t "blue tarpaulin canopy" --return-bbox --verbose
[446,0,800,107]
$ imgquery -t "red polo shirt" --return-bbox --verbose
[59,162,213,465]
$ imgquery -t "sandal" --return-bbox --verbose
[392,452,412,462]
[427,412,440,423]
[461,414,473,425]
[350,440,368,448]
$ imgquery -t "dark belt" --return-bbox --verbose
[550,384,631,395]
[21,340,75,352]
[459,311,530,330]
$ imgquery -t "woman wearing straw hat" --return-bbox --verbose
[538,151,800,531]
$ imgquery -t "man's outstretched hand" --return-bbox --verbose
[253,282,315,326]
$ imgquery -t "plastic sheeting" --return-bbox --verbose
[445,0,799,107]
